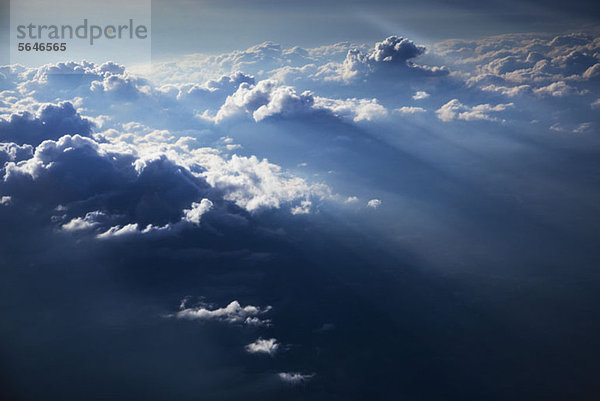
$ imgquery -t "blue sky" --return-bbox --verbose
[1,1,600,400]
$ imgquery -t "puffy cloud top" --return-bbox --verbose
[369,36,426,64]
[0,102,94,145]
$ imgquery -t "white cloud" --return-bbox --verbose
[0,195,11,206]
[533,81,585,97]
[200,153,328,212]
[436,31,599,99]
[182,199,213,225]
[324,36,446,82]
[436,99,513,122]
[367,199,382,209]
[573,122,593,134]
[245,338,280,355]
[278,372,315,384]
[583,63,600,79]
[214,80,314,123]
[412,91,430,100]
[395,106,426,114]
[480,84,531,97]
[61,211,105,231]
[313,97,388,122]
[214,79,387,124]
[176,300,272,326]
[97,223,143,239]
[291,200,312,215]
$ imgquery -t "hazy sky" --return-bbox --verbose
[1,0,598,62]
[149,0,600,57]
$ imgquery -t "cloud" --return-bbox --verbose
[245,338,279,355]
[201,153,328,212]
[436,99,513,122]
[97,223,144,239]
[149,41,357,85]
[182,199,213,225]
[573,122,593,134]
[278,372,315,384]
[480,84,532,97]
[313,97,388,121]
[1,127,327,243]
[176,300,272,326]
[61,211,105,231]
[0,142,33,165]
[412,91,430,100]
[214,79,388,124]
[324,36,448,82]
[533,81,586,97]
[583,63,600,79]
[436,31,599,96]
[215,80,315,123]
[395,106,426,114]
[291,200,312,215]
[0,102,94,145]
[367,199,381,209]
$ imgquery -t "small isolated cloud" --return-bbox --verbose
[182,199,213,225]
[367,199,382,209]
[412,91,430,100]
[245,338,279,355]
[278,372,315,384]
[591,99,600,109]
[175,300,272,326]
[573,122,593,134]
[345,196,359,203]
[550,122,593,134]
[291,200,312,215]
[395,106,426,114]
[436,99,513,122]
[0,195,12,206]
